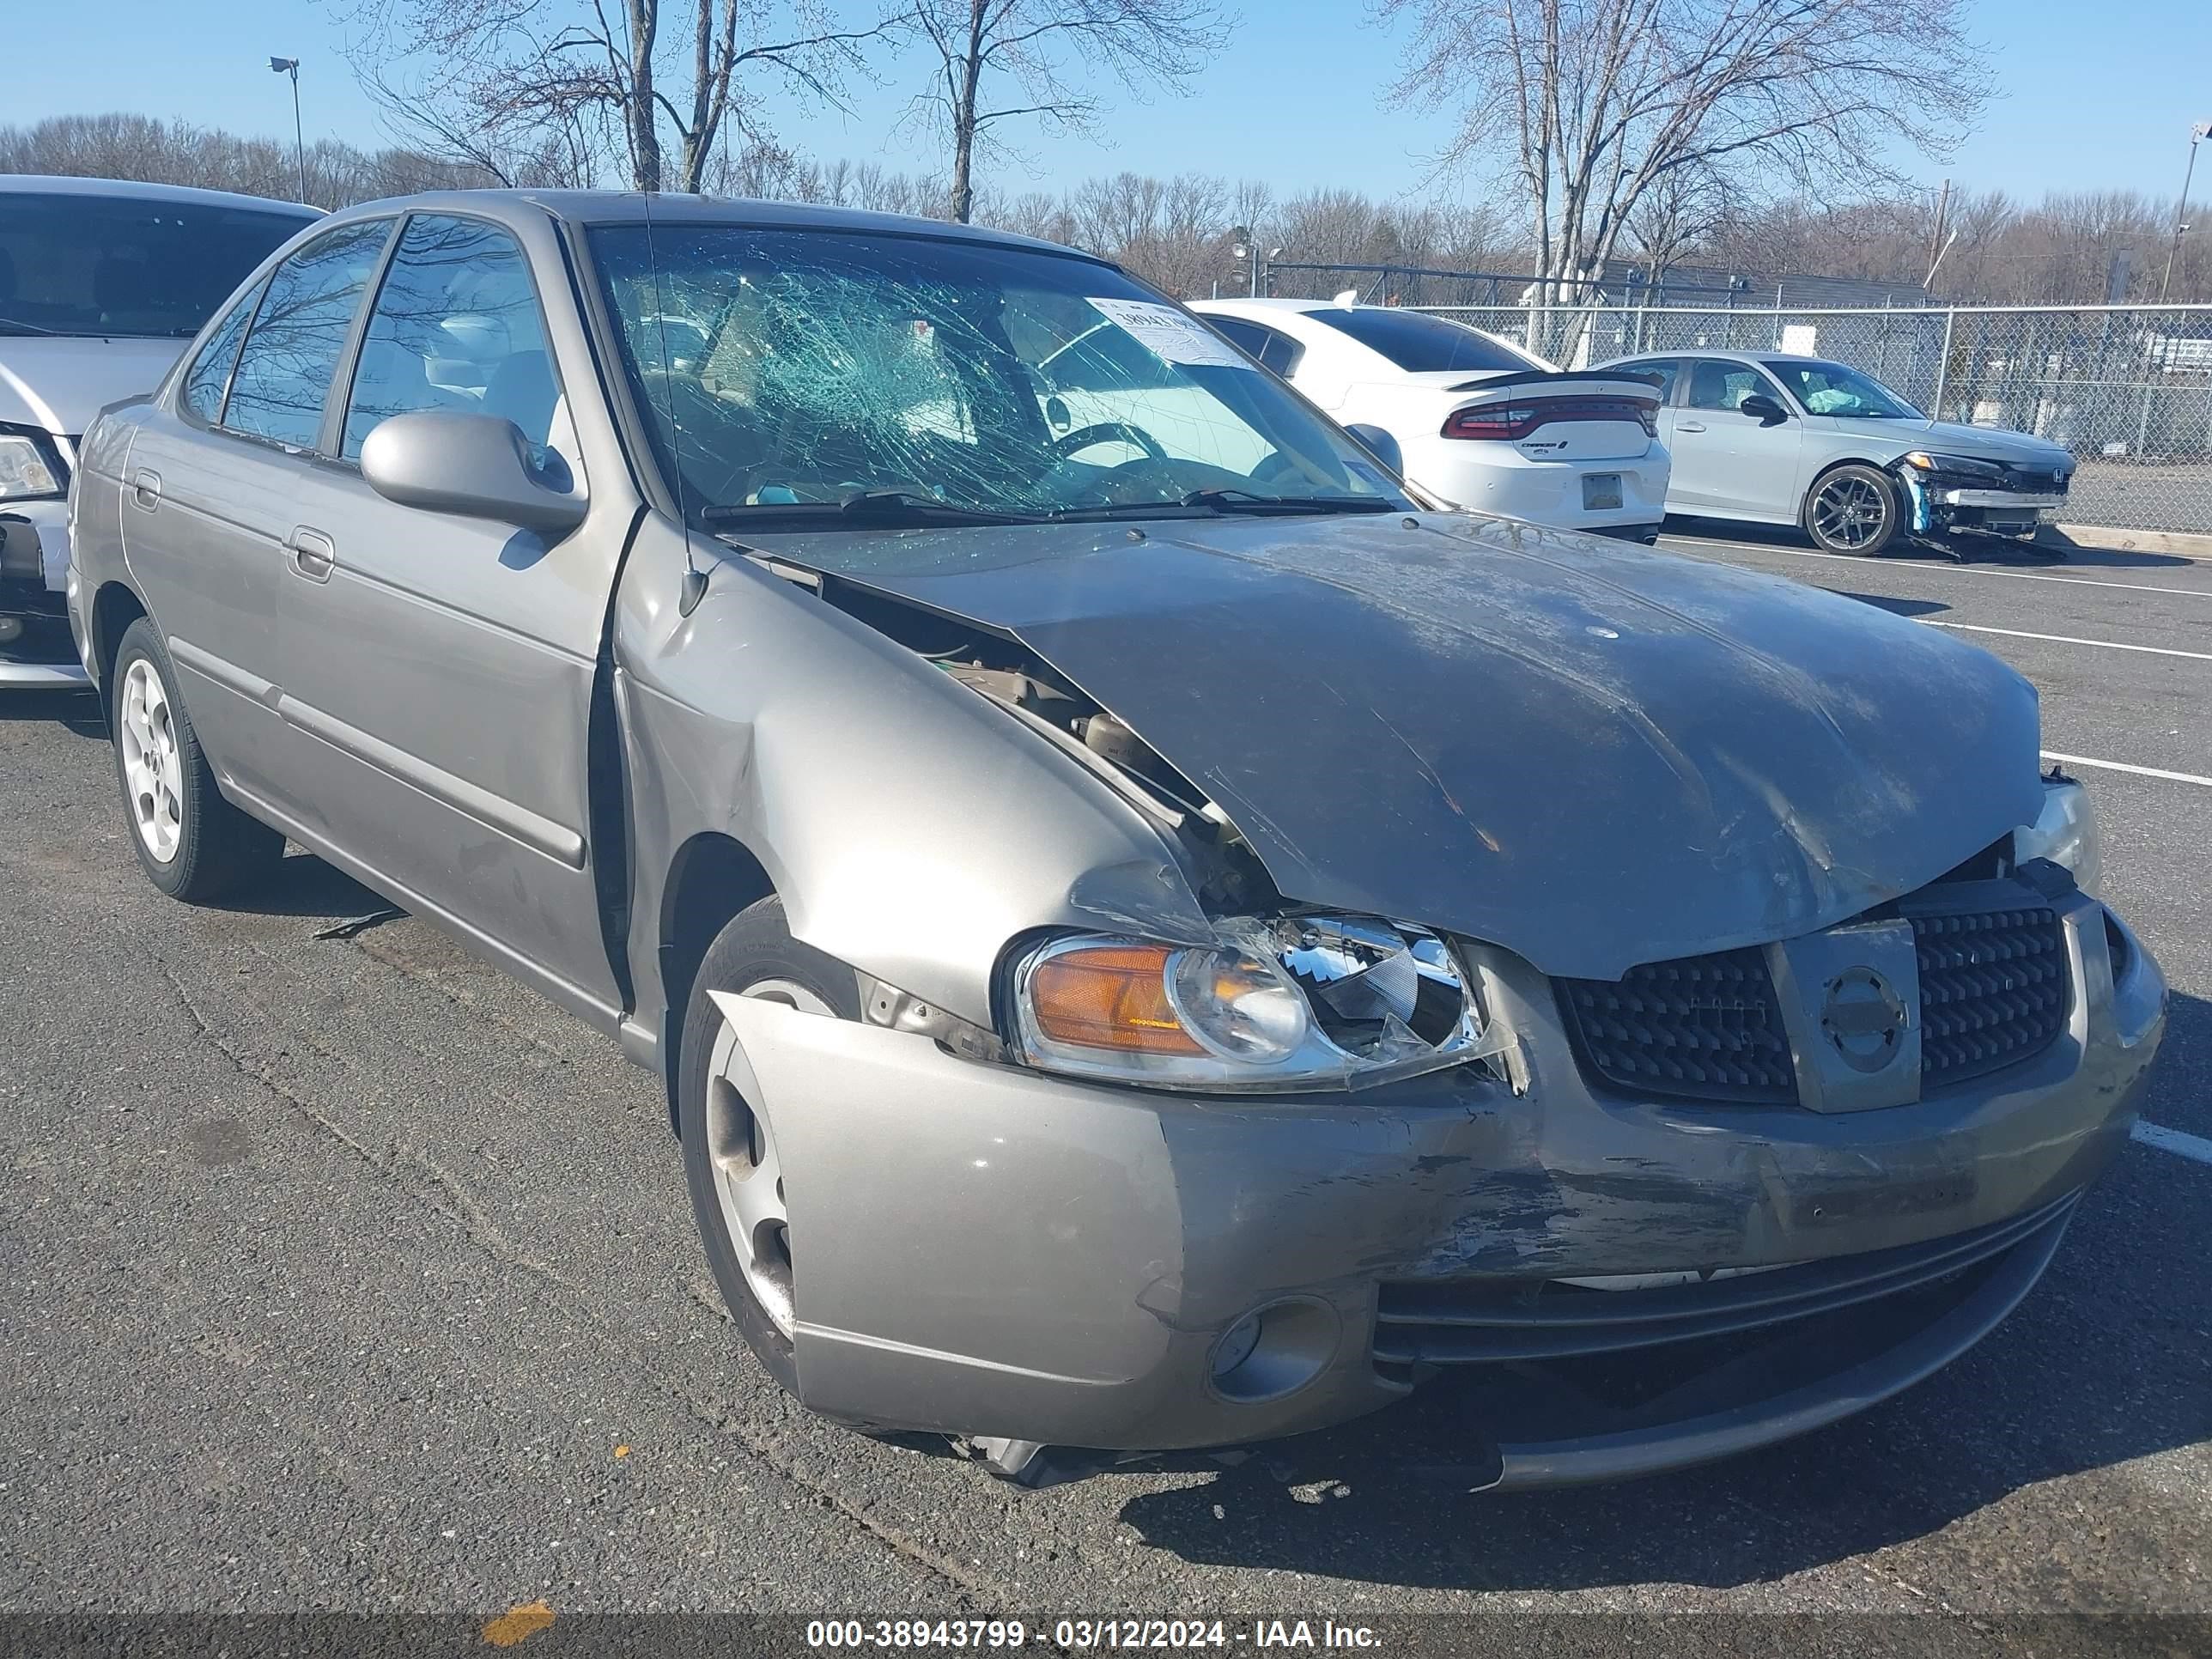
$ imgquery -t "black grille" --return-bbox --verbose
[1557,947,1798,1105]
[1555,884,2074,1105]
[2002,463,2069,494]
[1372,1193,2075,1367]
[1910,902,2069,1086]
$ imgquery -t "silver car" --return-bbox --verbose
[1601,350,2077,556]
[0,175,318,686]
[70,192,2166,1488]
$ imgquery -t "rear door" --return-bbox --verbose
[1669,358,1806,518]
[263,210,627,1024]
[122,218,396,811]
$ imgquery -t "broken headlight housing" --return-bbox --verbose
[2015,775,2100,895]
[1006,915,1504,1092]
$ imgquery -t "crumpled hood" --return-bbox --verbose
[1829,412,2075,471]
[0,337,186,436]
[752,511,2044,980]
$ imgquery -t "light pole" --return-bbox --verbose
[270,57,307,204]
[2159,120,2212,302]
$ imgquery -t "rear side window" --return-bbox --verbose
[179,277,267,425]
[1206,315,1271,359]
[1307,307,1542,374]
[222,221,392,449]
[342,215,560,458]
[1618,359,1682,402]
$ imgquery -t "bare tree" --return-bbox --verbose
[1383,0,1986,303]
[910,0,1226,223]
[341,0,896,192]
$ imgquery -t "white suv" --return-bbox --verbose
[1,175,315,686]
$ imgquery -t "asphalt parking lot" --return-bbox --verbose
[2,521,2208,1646]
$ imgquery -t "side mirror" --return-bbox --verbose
[1739,393,1789,426]
[360,410,586,538]
[1342,422,1404,477]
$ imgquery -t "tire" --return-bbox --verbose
[1802,463,1905,556]
[678,896,862,1396]
[109,617,283,902]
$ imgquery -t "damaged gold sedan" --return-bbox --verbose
[69,192,2166,1487]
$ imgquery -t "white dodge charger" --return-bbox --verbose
[1193,298,1671,542]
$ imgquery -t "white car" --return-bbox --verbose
[0,174,318,686]
[1192,298,1670,541]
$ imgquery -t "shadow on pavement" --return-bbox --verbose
[0,686,104,738]
[1667,515,2199,571]
[1116,994,2211,1589]
[210,849,394,923]
[1833,591,1951,618]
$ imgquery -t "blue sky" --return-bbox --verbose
[12,0,2210,211]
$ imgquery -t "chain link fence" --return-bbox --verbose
[1412,303,2212,536]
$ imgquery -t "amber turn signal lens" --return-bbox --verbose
[1026,943,1205,1054]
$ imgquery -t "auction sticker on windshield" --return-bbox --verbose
[1087,297,1249,368]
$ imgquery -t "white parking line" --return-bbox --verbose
[1917,619,2212,661]
[2133,1121,2212,1167]
[2041,751,2212,788]
[1662,534,2212,599]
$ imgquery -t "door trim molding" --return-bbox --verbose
[169,632,587,870]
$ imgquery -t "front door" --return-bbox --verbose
[1669,359,1806,518]
[262,212,627,1024]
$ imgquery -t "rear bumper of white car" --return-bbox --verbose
[0,499,90,690]
[1402,440,1669,537]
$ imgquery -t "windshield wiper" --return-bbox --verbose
[1175,487,1395,515]
[0,316,66,337]
[702,489,1042,528]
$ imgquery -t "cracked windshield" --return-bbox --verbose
[589,225,1404,524]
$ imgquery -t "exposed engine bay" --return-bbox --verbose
[745,548,1277,917]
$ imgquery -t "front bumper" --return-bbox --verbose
[1901,473,2069,540]
[1,498,90,689]
[715,887,2162,1484]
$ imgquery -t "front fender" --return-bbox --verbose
[615,517,1214,1036]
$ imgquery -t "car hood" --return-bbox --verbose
[0,336,188,435]
[1825,413,2074,469]
[748,511,2043,979]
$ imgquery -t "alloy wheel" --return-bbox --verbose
[118,658,185,863]
[1811,474,1892,550]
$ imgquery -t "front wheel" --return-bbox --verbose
[678,896,863,1395]
[1802,464,1905,556]
[110,617,283,901]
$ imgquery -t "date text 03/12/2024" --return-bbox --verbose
[804,1620,1384,1649]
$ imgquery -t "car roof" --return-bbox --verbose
[1607,349,1833,368]
[313,188,1106,262]
[0,173,322,216]
[1196,297,1360,317]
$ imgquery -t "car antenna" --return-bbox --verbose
[641,185,710,617]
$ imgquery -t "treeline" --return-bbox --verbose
[5,112,2205,307]
[1708,190,2207,308]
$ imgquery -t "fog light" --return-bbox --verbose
[0,617,23,645]
[1206,1298,1339,1403]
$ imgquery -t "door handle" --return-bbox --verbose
[1676,422,1708,434]
[288,526,337,583]
[129,470,162,511]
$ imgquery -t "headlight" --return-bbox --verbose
[1900,451,2005,481]
[0,426,65,501]
[1008,915,1501,1091]
[2015,777,2100,895]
